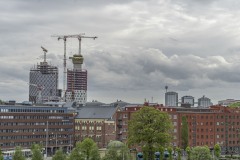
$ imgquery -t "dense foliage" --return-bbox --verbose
[0,149,3,160]
[68,138,100,160]
[13,146,25,160]
[181,116,189,149]
[229,102,240,108]
[128,106,173,160]
[78,138,100,160]
[189,146,211,160]
[102,144,130,160]
[31,144,43,160]
[52,149,66,160]
[214,144,221,159]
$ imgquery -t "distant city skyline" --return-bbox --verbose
[1,0,240,104]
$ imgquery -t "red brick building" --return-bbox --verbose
[74,104,118,148]
[115,103,240,153]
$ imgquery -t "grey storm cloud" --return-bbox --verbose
[1,0,240,103]
[85,48,240,93]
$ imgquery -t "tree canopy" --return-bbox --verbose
[229,102,240,108]
[128,106,173,160]
[189,146,211,160]
[78,138,100,160]
[13,146,25,160]
[52,148,66,160]
[68,138,100,160]
[214,144,221,159]
[0,149,3,160]
[31,144,43,160]
[102,144,131,160]
[181,116,189,149]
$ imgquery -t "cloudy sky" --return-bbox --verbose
[1,0,240,104]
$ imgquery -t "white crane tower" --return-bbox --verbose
[51,34,97,101]
[41,46,48,62]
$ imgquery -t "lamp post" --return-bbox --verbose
[45,121,48,160]
[56,133,58,149]
[69,135,72,153]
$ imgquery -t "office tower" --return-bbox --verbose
[181,96,194,107]
[65,54,87,106]
[165,91,178,107]
[29,55,59,103]
[198,95,212,108]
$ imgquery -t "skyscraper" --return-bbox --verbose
[29,59,59,103]
[65,54,87,106]
[165,91,178,107]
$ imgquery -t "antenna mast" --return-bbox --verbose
[165,85,168,93]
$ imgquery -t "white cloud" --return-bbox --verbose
[1,0,240,104]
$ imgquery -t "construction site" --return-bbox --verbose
[29,34,97,106]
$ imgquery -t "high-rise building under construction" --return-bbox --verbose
[65,54,87,106]
[29,48,59,103]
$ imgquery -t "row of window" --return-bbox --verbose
[0,134,71,140]
[0,140,70,147]
[0,108,65,113]
[0,122,73,127]
[216,115,239,119]
[0,128,73,133]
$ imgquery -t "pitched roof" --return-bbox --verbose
[76,104,117,119]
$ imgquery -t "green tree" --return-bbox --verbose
[181,116,188,149]
[31,144,43,160]
[118,145,131,160]
[128,106,173,160]
[214,144,221,159]
[167,146,173,160]
[78,138,100,160]
[52,148,66,160]
[0,149,3,160]
[189,146,211,160]
[68,142,84,160]
[13,146,25,160]
[176,147,181,160]
[102,146,119,160]
[185,146,191,160]
[229,102,240,108]
[158,146,164,160]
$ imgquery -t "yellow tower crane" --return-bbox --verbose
[51,34,97,101]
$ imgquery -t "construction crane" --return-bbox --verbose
[28,83,45,104]
[41,46,48,62]
[51,34,97,101]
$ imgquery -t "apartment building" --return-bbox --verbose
[115,103,240,153]
[74,104,118,148]
[0,104,75,155]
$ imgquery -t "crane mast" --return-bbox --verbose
[51,34,97,101]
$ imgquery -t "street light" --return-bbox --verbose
[45,121,48,160]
